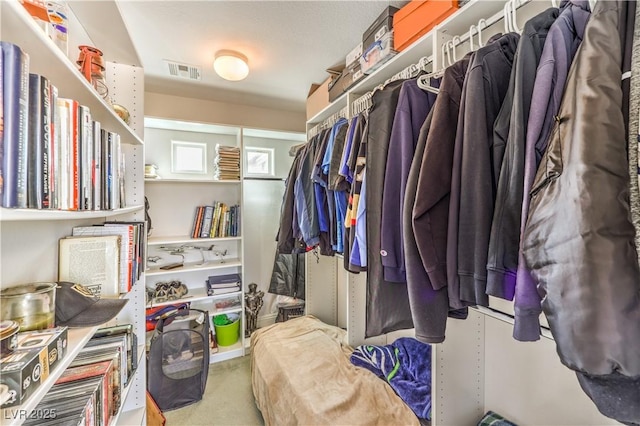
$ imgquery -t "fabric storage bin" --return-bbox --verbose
[360,31,397,75]
[362,5,399,53]
[393,0,459,52]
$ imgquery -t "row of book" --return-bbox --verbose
[23,324,138,426]
[1,41,125,210]
[58,221,146,295]
[191,202,241,239]
[213,144,240,181]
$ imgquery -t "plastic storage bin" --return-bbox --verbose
[360,31,397,75]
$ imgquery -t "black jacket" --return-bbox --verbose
[454,32,520,307]
[522,3,640,424]
[486,8,560,304]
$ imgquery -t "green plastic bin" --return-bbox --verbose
[214,313,240,346]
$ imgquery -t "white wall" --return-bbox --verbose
[145,92,306,133]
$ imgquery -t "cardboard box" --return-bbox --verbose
[328,63,365,102]
[362,6,399,54]
[0,327,68,408]
[393,0,459,52]
[307,78,331,121]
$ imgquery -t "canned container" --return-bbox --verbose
[0,283,57,331]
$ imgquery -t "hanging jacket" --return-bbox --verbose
[413,53,472,311]
[380,78,438,283]
[366,79,414,338]
[522,0,640,384]
[276,145,306,254]
[455,32,520,307]
[523,2,640,423]
[485,7,559,308]
[294,132,324,248]
[515,0,591,342]
[269,252,306,300]
[630,0,640,258]
[346,114,369,271]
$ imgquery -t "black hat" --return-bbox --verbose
[55,282,128,327]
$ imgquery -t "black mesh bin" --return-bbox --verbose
[147,308,210,411]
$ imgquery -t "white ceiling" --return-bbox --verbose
[115,1,408,113]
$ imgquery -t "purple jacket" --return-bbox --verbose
[515,0,590,341]
[380,79,438,282]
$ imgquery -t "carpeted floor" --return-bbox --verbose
[163,355,264,426]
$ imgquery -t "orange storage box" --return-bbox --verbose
[393,0,459,52]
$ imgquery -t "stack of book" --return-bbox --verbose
[213,145,240,181]
[206,273,241,296]
[23,324,137,426]
[1,41,125,211]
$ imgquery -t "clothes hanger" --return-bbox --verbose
[510,0,522,34]
[451,36,462,63]
[469,24,477,51]
[503,1,512,33]
[551,0,558,8]
[477,18,487,47]
[588,0,596,11]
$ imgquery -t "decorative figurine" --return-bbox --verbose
[244,283,264,338]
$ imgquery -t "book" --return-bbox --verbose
[92,120,101,210]
[207,273,241,286]
[0,44,3,205]
[207,286,240,295]
[58,235,121,297]
[1,42,30,208]
[200,205,214,238]
[93,323,138,378]
[105,220,145,283]
[54,360,113,426]
[72,224,134,293]
[27,74,47,209]
[78,105,93,210]
[49,84,59,209]
[192,205,204,238]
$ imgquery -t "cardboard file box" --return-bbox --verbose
[393,0,459,52]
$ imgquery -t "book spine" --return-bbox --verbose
[190,206,200,239]
[56,98,70,210]
[100,129,108,209]
[92,120,101,210]
[49,84,58,209]
[0,43,4,204]
[27,74,42,208]
[71,100,80,210]
[200,205,214,238]
[106,131,113,210]
[193,206,204,239]
[79,105,92,210]
[1,42,30,208]
[41,77,52,209]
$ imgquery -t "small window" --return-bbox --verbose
[171,141,207,174]
[245,147,274,176]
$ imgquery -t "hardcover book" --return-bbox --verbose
[58,235,121,297]
[1,41,30,208]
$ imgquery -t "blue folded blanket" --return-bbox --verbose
[350,337,432,420]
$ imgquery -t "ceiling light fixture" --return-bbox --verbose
[214,50,249,81]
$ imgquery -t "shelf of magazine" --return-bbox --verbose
[0,326,100,426]
[110,344,146,426]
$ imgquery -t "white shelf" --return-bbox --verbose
[0,0,143,147]
[115,407,145,426]
[146,259,242,277]
[148,235,242,246]
[210,342,244,363]
[145,178,241,184]
[0,205,143,222]
[0,326,100,426]
[146,287,241,309]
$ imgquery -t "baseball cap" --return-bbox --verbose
[55,282,128,327]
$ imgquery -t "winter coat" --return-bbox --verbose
[522,0,640,384]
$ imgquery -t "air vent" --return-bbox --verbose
[164,60,202,81]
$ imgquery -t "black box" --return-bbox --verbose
[362,5,399,54]
[0,327,68,408]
